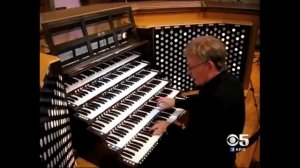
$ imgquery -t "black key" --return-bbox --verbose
[114,129,126,136]
[98,118,109,124]
[112,131,124,138]
[117,127,129,133]
[102,93,115,100]
[122,100,134,106]
[113,71,123,75]
[137,135,149,141]
[115,84,128,90]
[126,118,139,124]
[122,81,134,86]
[112,57,122,62]
[121,124,132,130]
[161,89,172,94]
[123,149,135,156]
[90,67,101,72]
[127,95,140,101]
[106,74,118,80]
[64,76,78,85]
[95,97,107,103]
[121,152,132,159]
[123,122,135,128]
[103,114,114,120]
[155,116,167,121]
[107,111,118,117]
[145,83,155,88]
[85,105,96,111]
[118,67,130,72]
[111,110,121,115]
[93,121,105,128]
[115,105,127,112]
[135,91,146,96]
[73,91,84,98]
[163,108,176,114]
[139,71,150,76]
[69,95,79,101]
[89,102,100,108]
[147,101,156,107]
[101,116,112,122]
[131,61,141,66]
[90,81,104,88]
[135,137,147,143]
[139,87,151,93]
[91,123,103,130]
[126,65,135,69]
[93,98,106,104]
[110,89,121,94]
[157,93,168,97]
[151,96,160,101]
[101,78,110,83]
[107,135,120,142]
[139,106,154,113]
[140,132,152,137]
[131,116,142,122]
[135,112,147,117]
[78,109,90,115]
[149,79,161,85]
[159,112,171,118]
[83,86,93,92]
[106,61,115,65]
[97,63,109,69]
[128,143,141,149]
[123,122,134,129]
[82,70,94,76]
[131,140,143,147]
[106,137,118,144]
[128,77,140,82]
[135,74,144,79]
[126,145,139,152]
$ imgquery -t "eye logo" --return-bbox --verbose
[227,134,239,146]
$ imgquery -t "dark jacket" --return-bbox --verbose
[175,71,245,167]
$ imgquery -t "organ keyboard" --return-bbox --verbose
[121,108,182,167]
[41,7,185,167]
[65,52,140,94]
[67,57,148,107]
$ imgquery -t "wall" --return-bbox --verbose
[54,0,81,9]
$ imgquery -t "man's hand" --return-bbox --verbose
[157,97,175,111]
[149,120,171,135]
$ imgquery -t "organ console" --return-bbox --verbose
[40,1,259,167]
[41,6,185,168]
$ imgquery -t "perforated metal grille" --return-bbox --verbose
[40,70,76,168]
[153,23,250,91]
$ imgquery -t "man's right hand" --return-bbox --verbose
[156,97,175,110]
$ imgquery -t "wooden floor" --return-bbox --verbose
[75,52,261,168]
[236,51,260,168]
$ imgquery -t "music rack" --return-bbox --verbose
[42,6,148,76]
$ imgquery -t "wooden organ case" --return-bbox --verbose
[41,7,185,167]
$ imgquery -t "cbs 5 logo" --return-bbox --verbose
[227,134,249,147]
